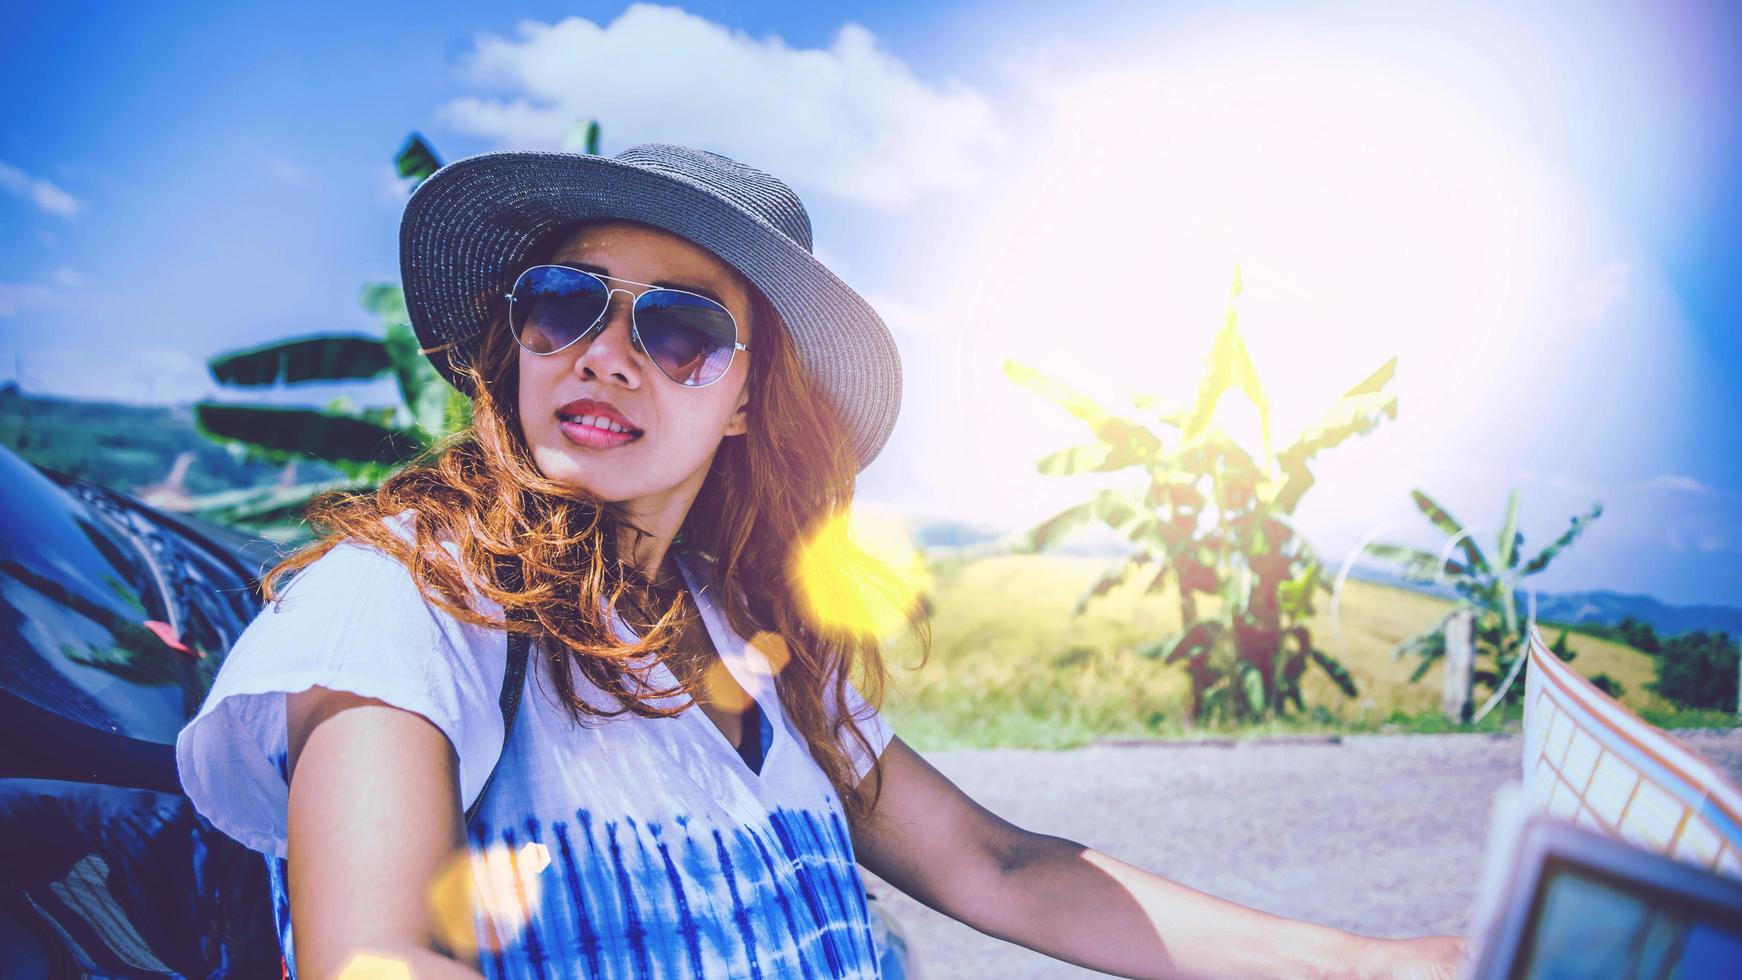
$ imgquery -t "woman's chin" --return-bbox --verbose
[531,455,617,501]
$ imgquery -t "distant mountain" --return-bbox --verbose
[1345,564,1460,600]
[909,518,1008,550]
[1530,590,1742,638]
[909,518,1742,639]
[1342,565,1740,637]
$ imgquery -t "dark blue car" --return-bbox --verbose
[0,444,281,977]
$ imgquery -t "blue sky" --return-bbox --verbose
[3,1,1739,606]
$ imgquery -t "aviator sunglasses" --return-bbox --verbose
[505,264,750,388]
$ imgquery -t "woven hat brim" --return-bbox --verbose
[399,150,902,470]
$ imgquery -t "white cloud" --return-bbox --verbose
[263,157,311,187]
[0,160,82,217]
[1639,473,1715,494]
[1571,260,1631,323]
[859,290,953,340]
[9,345,217,404]
[0,269,85,317]
[438,4,1008,208]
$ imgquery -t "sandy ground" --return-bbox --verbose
[858,729,1742,979]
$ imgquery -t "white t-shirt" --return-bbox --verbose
[175,513,894,978]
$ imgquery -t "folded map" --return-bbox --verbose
[1521,626,1742,879]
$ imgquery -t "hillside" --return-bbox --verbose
[0,386,342,499]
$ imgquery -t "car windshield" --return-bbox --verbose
[0,448,261,743]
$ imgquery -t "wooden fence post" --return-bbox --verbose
[1442,609,1475,724]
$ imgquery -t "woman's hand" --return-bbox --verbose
[1342,934,1473,980]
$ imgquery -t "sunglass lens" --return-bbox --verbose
[636,291,740,386]
[511,266,609,354]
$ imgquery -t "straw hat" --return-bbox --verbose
[399,143,902,469]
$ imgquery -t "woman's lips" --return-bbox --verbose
[558,418,640,449]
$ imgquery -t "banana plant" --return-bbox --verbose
[188,127,595,537]
[1367,489,1603,716]
[1007,269,1396,724]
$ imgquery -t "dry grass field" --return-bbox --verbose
[874,552,1703,750]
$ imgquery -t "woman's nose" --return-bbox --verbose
[573,290,643,385]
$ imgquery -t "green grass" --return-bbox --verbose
[877,552,1735,750]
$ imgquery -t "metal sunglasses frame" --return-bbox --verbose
[504,263,751,388]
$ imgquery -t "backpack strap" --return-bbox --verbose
[463,557,533,828]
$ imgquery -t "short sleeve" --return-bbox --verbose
[174,532,509,859]
[833,673,895,785]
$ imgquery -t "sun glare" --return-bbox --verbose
[902,34,1644,531]
[790,505,932,642]
[335,952,413,980]
[977,49,1554,425]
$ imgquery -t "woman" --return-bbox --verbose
[177,144,1467,978]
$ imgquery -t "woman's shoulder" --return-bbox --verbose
[279,508,471,603]
[176,509,514,858]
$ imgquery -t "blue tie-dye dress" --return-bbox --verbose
[175,520,893,979]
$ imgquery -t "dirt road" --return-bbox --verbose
[859,730,1742,979]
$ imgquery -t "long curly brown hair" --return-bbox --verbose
[260,224,926,825]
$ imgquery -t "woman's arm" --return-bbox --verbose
[848,737,1468,980]
[285,686,488,979]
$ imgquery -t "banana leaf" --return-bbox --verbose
[1183,297,1272,460]
[1496,490,1521,570]
[383,318,466,438]
[1363,541,1446,582]
[1409,655,1437,684]
[1129,390,1191,426]
[1520,503,1603,575]
[1410,490,1491,572]
[360,281,409,326]
[360,283,468,439]
[1272,363,1397,513]
[1036,435,1156,475]
[1152,620,1223,664]
[208,334,392,387]
[1037,441,1113,475]
[564,119,603,155]
[396,133,443,187]
[1389,611,1455,663]
[1004,359,1118,429]
[1073,552,1153,615]
[1277,561,1321,619]
[1342,356,1398,398]
[1124,514,1188,556]
[195,403,428,468]
[1145,479,1205,512]
[1309,648,1360,698]
[1025,488,1136,551]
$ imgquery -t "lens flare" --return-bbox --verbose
[746,630,794,677]
[699,655,757,711]
[336,952,413,980]
[789,506,931,642]
[426,841,552,956]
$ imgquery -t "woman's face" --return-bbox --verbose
[515,220,753,522]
